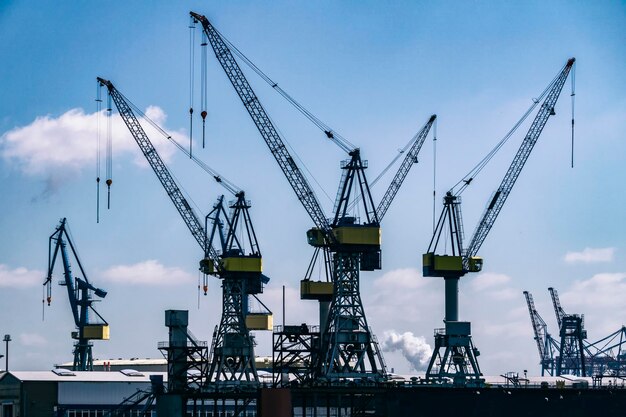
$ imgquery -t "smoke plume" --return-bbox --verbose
[381,330,432,371]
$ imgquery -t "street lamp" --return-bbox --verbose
[3,335,11,371]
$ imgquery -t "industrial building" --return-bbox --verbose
[0,370,165,417]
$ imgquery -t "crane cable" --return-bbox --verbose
[450,67,563,197]
[106,94,113,209]
[570,63,576,168]
[201,30,209,148]
[213,27,357,154]
[96,84,102,223]
[115,90,242,197]
[264,107,334,205]
[432,117,437,233]
[189,17,196,158]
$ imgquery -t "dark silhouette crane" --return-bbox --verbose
[98,77,270,387]
[549,287,587,376]
[191,10,436,382]
[525,288,626,377]
[524,291,559,376]
[423,58,575,386]
[44,218,109,371]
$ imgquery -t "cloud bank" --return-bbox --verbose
[0,106,183,176]
[100,260,194,286]
[0,264,43,288]
[564,247,615,264]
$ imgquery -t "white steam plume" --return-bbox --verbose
[381,330,432,371]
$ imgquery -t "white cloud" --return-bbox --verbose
[100,260,194,286]
[380,330,432,371]
[562,272,626,308]
[368,268,440,327]
[19,333,47,347]
[0,106,183,176]
[0,264,43,288]
[372,268,430,291]
[470,272,511,291]
[564,247,615,264]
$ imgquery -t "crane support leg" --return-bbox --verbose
[317,252,386,380]
[206,277,258,386]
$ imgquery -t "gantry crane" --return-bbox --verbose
[44,218,109,371]
[549,287,587,375]
[97,77,271,386]
[192,10,436,382]
[423,58,575,385]
[524,291,559,376]
[525,288,626,377]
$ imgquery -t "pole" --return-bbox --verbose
[3,335,11,371]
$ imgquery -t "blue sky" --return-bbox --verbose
[0,1,624,375]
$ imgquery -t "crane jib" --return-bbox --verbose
[193,13,331,234]
[463,58,575,260]
[99,78,222,269]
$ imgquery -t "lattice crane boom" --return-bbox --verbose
[524,291,548,360]
[463,58,575,263]
[97,77,220,267]
[376,114,436,221]
[191,12,330,235]
[548,287,565,328]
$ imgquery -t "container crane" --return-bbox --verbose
[192,10,436,381]
[44,218,109,371]
[423,58,575,385]
[548,287,587,376]
[97,77,270,386]
[523,291,559,376]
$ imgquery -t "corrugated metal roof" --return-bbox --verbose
[57,358,167,367]
[3,371,167,383]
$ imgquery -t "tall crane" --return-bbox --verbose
[523,291,559,376]
[548,287,587,376]
[44,218,109,371]
[192,10,436,381]
[423,58,575,385]
[98,77,270,386]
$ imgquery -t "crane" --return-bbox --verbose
[548,287,587,376]
[423,58,575,385]
[523,291,559,376]
[97,77,270,386]
[44,218,109,371]
[192,11,436,381]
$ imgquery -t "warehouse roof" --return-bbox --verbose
[0,370,167,383]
